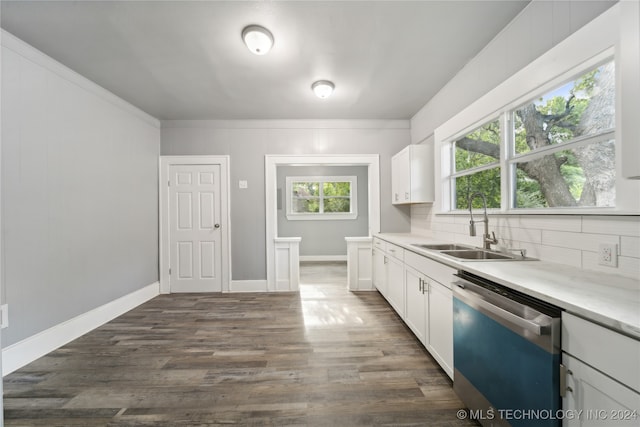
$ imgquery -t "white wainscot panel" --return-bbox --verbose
[346,237,373,291]
[273,237,301,292]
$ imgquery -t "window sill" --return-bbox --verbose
[436,209,639,217]
[286,213,358,221]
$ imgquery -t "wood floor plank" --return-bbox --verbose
[4,261,476,426]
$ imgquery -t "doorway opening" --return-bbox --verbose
[265,155,380,292]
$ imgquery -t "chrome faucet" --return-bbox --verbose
[468,192,499,250]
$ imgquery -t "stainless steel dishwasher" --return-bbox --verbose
[452,271,562,427]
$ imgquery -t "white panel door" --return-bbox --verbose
[169,164,222,292]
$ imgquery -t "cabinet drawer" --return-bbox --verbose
[405,250,456,289]
[386,243,404,261]
[562,312,640,393]
[373,237,387,252]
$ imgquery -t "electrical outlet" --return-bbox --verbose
[598,243,618,267]
[239,180,248,189]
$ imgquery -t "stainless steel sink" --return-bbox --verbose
[410,242,536,261]
[440,249,534,261]
[412,243,474,251]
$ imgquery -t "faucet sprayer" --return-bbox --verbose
[468,192,498,250]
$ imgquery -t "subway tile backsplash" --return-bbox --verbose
[410,205,640,280]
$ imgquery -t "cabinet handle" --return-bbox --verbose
[405,192,409,200]
[419,278,423,292]
[559,364,574,397]
[384,256,388,265]
[394,193,399,201]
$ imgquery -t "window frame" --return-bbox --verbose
[449,117,503,210]
[436,40,636,214]
[285,175,358,221]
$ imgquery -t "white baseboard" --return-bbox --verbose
[299,255,347,262]
[2,281,160,376]
[229,280,268,292]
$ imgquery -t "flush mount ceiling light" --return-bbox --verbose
[241,25,274,55]
[311,80,335,99]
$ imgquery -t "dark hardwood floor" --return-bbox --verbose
[4,262,475,426]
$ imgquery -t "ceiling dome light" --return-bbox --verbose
[312,80,335,99]
[242,25,274,55]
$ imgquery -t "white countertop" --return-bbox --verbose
[375,233,640,339]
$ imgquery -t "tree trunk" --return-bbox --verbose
[518,104,577,207]
[574,62,616,207]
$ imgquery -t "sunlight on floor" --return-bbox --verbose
[299,262,365,328]
[301,296,364,327]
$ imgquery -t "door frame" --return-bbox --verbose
[159,156,231,293]
[265,154,380,290]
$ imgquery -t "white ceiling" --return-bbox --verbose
[1,1,529,120]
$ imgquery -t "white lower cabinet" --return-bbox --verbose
[404,266,428,344]
[426,279,454,377]
[372,248,387,297]
[404,265,454,377]
[385,255,405,318]
[562,312,640,426]
[373,238,455,379]
[563,354,640,427]
[372,240,405,317]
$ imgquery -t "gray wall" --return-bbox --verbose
[1,34,160,347]
[277,165,369,256]
[161,120,412,280]
[410,0,616,144]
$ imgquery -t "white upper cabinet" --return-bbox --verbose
[391,144,434,204]
[620,0,640,179]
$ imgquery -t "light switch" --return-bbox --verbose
[239,180,248,189]
[0,304,8,329]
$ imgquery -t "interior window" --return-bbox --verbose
[286,176,357,220]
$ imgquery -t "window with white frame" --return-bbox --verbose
[285,176,357,220]
[447,58,616,211]
[452,118,502,210]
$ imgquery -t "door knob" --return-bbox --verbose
[214,224,220,229]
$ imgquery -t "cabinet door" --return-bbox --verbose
[563,354,640,427]
[404,267,427,345]
[372,249,387,297]
[427,279,454,378]
[391,148,410,204]
[385,256,405,317]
